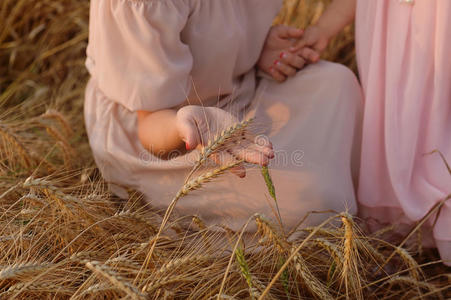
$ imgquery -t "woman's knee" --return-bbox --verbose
[315,61,359,87]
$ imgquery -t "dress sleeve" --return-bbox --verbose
[90,0,193,112]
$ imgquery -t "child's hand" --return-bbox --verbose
[258,25,309,82]
[176,106,274,177]
[289,25,329,62]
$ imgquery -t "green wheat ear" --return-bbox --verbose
[278,256,291,300]
[261,166,283,228]
[235,247,253,289]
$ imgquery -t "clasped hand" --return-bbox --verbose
[258,25,324,82]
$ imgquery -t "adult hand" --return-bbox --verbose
[289,25,329,62]
[176,106,274,177]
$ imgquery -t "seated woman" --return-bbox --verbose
[84,0,362,231]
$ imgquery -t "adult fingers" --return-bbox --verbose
[177,117,201,150]
[280,51,306,70]
[252,134,274,157]
[282,27,304,39]
[275,25,303,39]
[231,137,274,166]
[274,60,297,77]
[299,47,321,63]
[232,133,274,159]
[233,143,271,166]
[211,152,246,178]
[269,66,287,83]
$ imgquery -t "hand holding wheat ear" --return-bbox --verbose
[176,105,274,178]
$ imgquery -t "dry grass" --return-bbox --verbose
[0,0,450,299]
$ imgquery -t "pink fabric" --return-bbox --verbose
[356,0,451,264]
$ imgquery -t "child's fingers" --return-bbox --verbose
[269,66,287,83]
[299,47,321,63]
[274,60,297,77]
[280,51,306,70]
[285,27,304,39]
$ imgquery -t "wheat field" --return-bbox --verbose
[0,0,450,299]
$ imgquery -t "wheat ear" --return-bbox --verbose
[235,247,260,299]
[41,109,73,136]
[86,261,146,300]
[6,281,72,295]
[261,166,284,231]
[153,255,209,279]
[340,213,364,300]
[394,247,421,281]
[0,262,51,280]
[291,246,334,300]
[255,214,287,253]
[0,124,33,168]
[185,117,254,184]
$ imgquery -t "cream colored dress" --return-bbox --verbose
[84,0,363,231]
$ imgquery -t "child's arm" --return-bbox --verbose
[291,0,357,56]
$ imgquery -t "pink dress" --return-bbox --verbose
[356,0,451,264]
[84,0,363,231]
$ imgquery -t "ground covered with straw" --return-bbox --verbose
[0,0,450,299]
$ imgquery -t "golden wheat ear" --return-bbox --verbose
[340,213,364,300]
[185,117,254,183]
